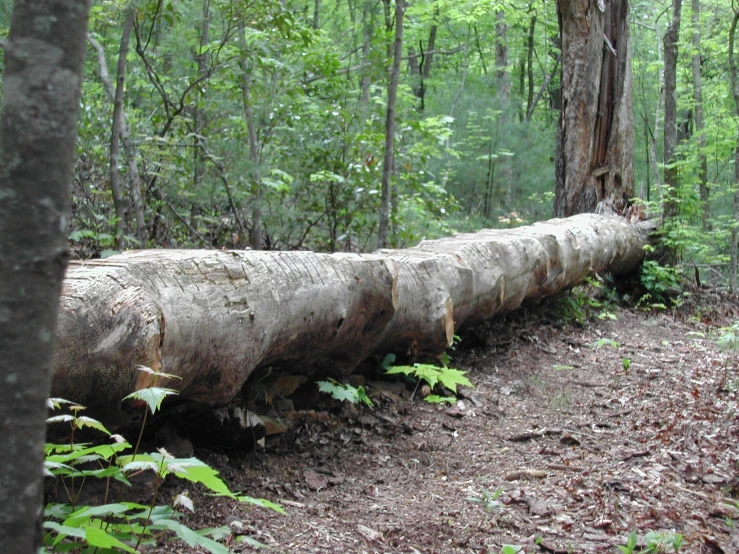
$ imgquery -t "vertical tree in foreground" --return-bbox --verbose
[554,0,634,217]
[0,1,91,551]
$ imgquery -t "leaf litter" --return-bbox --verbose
[152,289,739,553]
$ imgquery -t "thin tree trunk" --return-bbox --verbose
[191,0,210,244]
[359,0,374,104]
[495,9,514,204]
[526,54,561,122]
[241,63,262,250]
[377,0,404,249]
[728,10,739,290]
[554,0,634,217]
[313,0,321,29]
[691,0,710,230]
[0,1,90,551]
[526,14,537,119]
[411,13,437,111]
[495,10,510,101]
[109,20,130,250]
[89,31,146,246]
[662,0,682,226]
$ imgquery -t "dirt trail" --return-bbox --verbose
[161,292,739,554]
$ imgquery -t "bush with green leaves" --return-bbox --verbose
[639,260,684,309]
[43,367,282,553]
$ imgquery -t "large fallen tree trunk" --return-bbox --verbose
[53,214,649,424]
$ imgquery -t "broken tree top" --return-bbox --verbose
[52,214,648,423]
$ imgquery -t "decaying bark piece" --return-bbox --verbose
[53,214,648,423]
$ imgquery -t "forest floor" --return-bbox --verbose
[155,288,739,554]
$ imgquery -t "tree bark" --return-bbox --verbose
[0,1,90,551]
[495,10,514,206]
[728,10,739,290]
[691,0,710,230]
[239,27,263,250]
[88,31,146,246]
[359,0,374,104]
[525,14,537,120]
[662,0,682,224]
[554,0,634,217]
[191,0,210,245]
[377,0,404,249]
[110,9,137,250]
[495,10,510,102]
[52,214,651,426]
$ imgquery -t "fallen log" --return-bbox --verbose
[52,214,649,424]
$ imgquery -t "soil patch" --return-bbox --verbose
[153,291,739,553]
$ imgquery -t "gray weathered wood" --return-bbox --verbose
[53,214,649,424]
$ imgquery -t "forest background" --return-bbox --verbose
[0,0,737,282]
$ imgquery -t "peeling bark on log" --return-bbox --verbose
[53,214,649,424]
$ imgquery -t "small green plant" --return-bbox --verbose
[591,337,620,350]
[385,363,473,402]
[552,276,619,324]
[617,531,639,554]
[717,321,739,354]
[467,486,504,512]
[622,357,632,372]
[501,546,523,554]
[317,379,374,408]
[44,367,282,553]
[617,530,684,553]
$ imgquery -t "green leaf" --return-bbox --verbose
[84,525,138,552]
[74,415,111,435]
[124,387,179,414]
[590,338,619,350]
[317,380,373,407]
[237,495,286,514]
[436,367,473,393]
[46,415,75,425]
[63,503,131,526]
[170,459,233,496]
[424,394,456,404]
[135,364,182,381]
[150,519,229,554]
[47,398,78,410]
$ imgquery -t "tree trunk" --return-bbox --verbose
[691,0,710,230]
[313,0,321,29]
[192,0,210,244]
[495,10,510,102]
[495,10,514,206]
[411,14,437,111]
[239,26,262,251]
[728,10,739,290]
[52,214,651,426]
[377,0,404,249]
[525,14,537,120]
[359,0,374,104]
[88,30,146,246]
[0,1,90,551]
[554,0,634,217]
[662,0,682,224]
[110,9,138,251]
